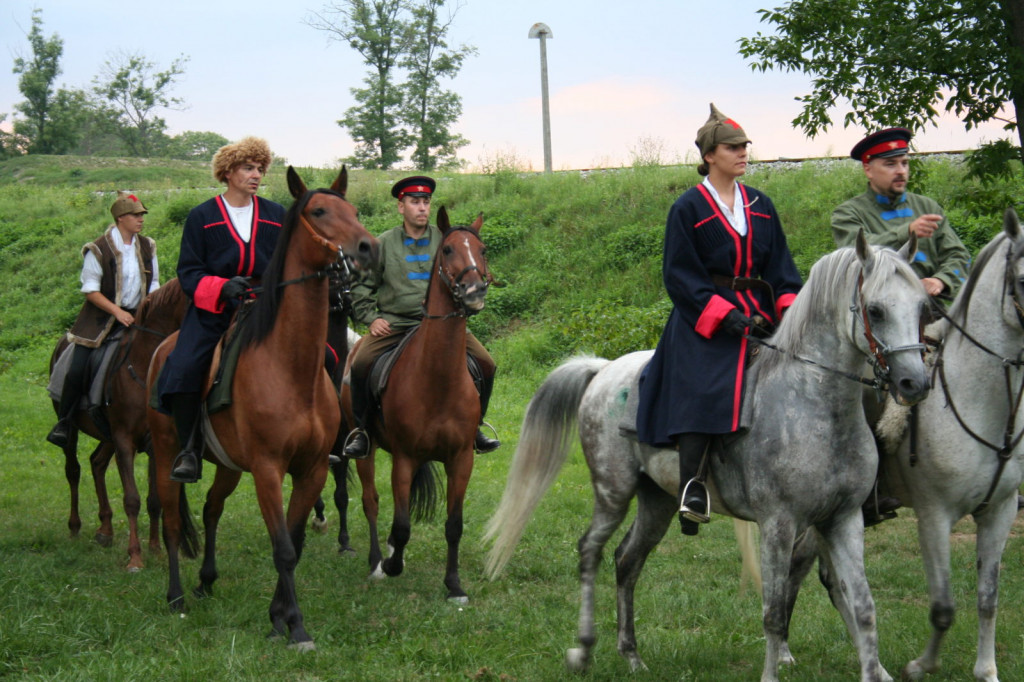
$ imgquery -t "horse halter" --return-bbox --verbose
[851,272,927,390]
[424,226,490,319]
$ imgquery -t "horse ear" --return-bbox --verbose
[331,165,348,198]
[1004,207,1022,242]
[855,228,876,273]
[470,212,483,232]
[897,231,918,263]
[287,166,306,199]
[437,206,450,232]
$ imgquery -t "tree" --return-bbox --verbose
[309,0,412,169]
[309,0,475,169]
[165,131,230,160]
[400,0,475,170]
[92,50,189,157]
[11,9,86,154]
[738,0,1024,172]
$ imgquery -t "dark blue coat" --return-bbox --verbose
[156,195,284,411]
[635,183,802,445]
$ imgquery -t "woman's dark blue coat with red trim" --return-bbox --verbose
[635,183,802,446]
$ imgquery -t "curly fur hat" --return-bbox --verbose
[211,136,273,183]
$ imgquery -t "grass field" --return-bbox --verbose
[2,155,1024,680]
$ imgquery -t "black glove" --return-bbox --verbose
[719,309,753,337]
[219,276,251,303]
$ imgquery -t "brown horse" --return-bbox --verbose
[147,166,378,649]
[47,278,187,570]
[348,207,489,602]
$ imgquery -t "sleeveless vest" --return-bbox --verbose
[66,226,156,348]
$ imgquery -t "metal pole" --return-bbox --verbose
[529,23,553,173]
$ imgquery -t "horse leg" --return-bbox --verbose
[88,441,116,547]
[194,467,242,599]
[111,432,144,571]
[971,498,1016,682]
[358,455,383,575]
[903,507,957,680]
[62,434,83,538]
[609,473,674,673]
[778,529,822,667]
[274,463,328,651]
[332,459,356,555]
[145,453,161,553]
[442,454,473,603]
[758,517,798,682]
[381,456,414,578]
[816,511,890,682]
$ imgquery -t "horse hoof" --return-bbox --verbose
[94,532,113,548]
[311,517,328,533]
[448,595,469,605]
[779,642,795,666]
[369,564,386,580]
[565,648,589,672]
[901,661,927,681]
[288,640,316,653]
[337,546,357,557]
[126,563,143,573]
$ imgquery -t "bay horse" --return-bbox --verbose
[146,166,378,649]
[348,207,488,602]
[484,234,931,682]
[779,209,1024,682]
[47,278,187,570]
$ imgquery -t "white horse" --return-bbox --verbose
[782,209,1024,682]
[485,233,931,682]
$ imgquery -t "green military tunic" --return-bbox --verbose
[351,224,442,331]
[832,188,970,296]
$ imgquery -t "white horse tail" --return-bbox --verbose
[484,355,610,579]
[734,519,762,595]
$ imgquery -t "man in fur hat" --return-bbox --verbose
[157,136,286,483]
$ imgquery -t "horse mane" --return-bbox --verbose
[136,277,186,327]
[237,191,315,350]
[945,232,1005,329]
[758,246,919,375]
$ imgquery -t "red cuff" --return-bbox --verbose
[776,293,797,318]
[695,294,736,339]
[194,276,227,313]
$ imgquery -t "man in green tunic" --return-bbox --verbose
[832,127,969,300]
[342,176,500,459]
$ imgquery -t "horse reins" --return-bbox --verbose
[924,242,1024,516]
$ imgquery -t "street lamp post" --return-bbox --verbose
[529,22,553,173]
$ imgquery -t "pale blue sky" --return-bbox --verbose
[0,0,1011,170]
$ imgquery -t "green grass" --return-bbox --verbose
[2,155,1024,680]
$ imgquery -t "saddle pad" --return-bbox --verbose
[617,361,646,438]
[47,335,122,407]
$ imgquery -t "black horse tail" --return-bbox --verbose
[410,461,442,523]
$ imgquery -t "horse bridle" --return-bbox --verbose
[422,227,490,320]
[926,239,1024,515]
[848,272,929,395]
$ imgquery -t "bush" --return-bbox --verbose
[558,297,672,359]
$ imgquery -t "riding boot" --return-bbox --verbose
[474,375,500,454]
[862,476,901,527]
[677,433,712,534]
[342,378,371,460]
[169,392,203,483]
[47,346,89,448]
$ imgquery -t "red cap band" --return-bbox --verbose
[861,139,908,162]
[398,185,432,198]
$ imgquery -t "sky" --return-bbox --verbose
[0,0,1014,172]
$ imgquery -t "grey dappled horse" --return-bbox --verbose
[784,209,1024,682]
[484,233,930,682]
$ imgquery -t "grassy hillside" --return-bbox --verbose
[2,154,1023,681]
